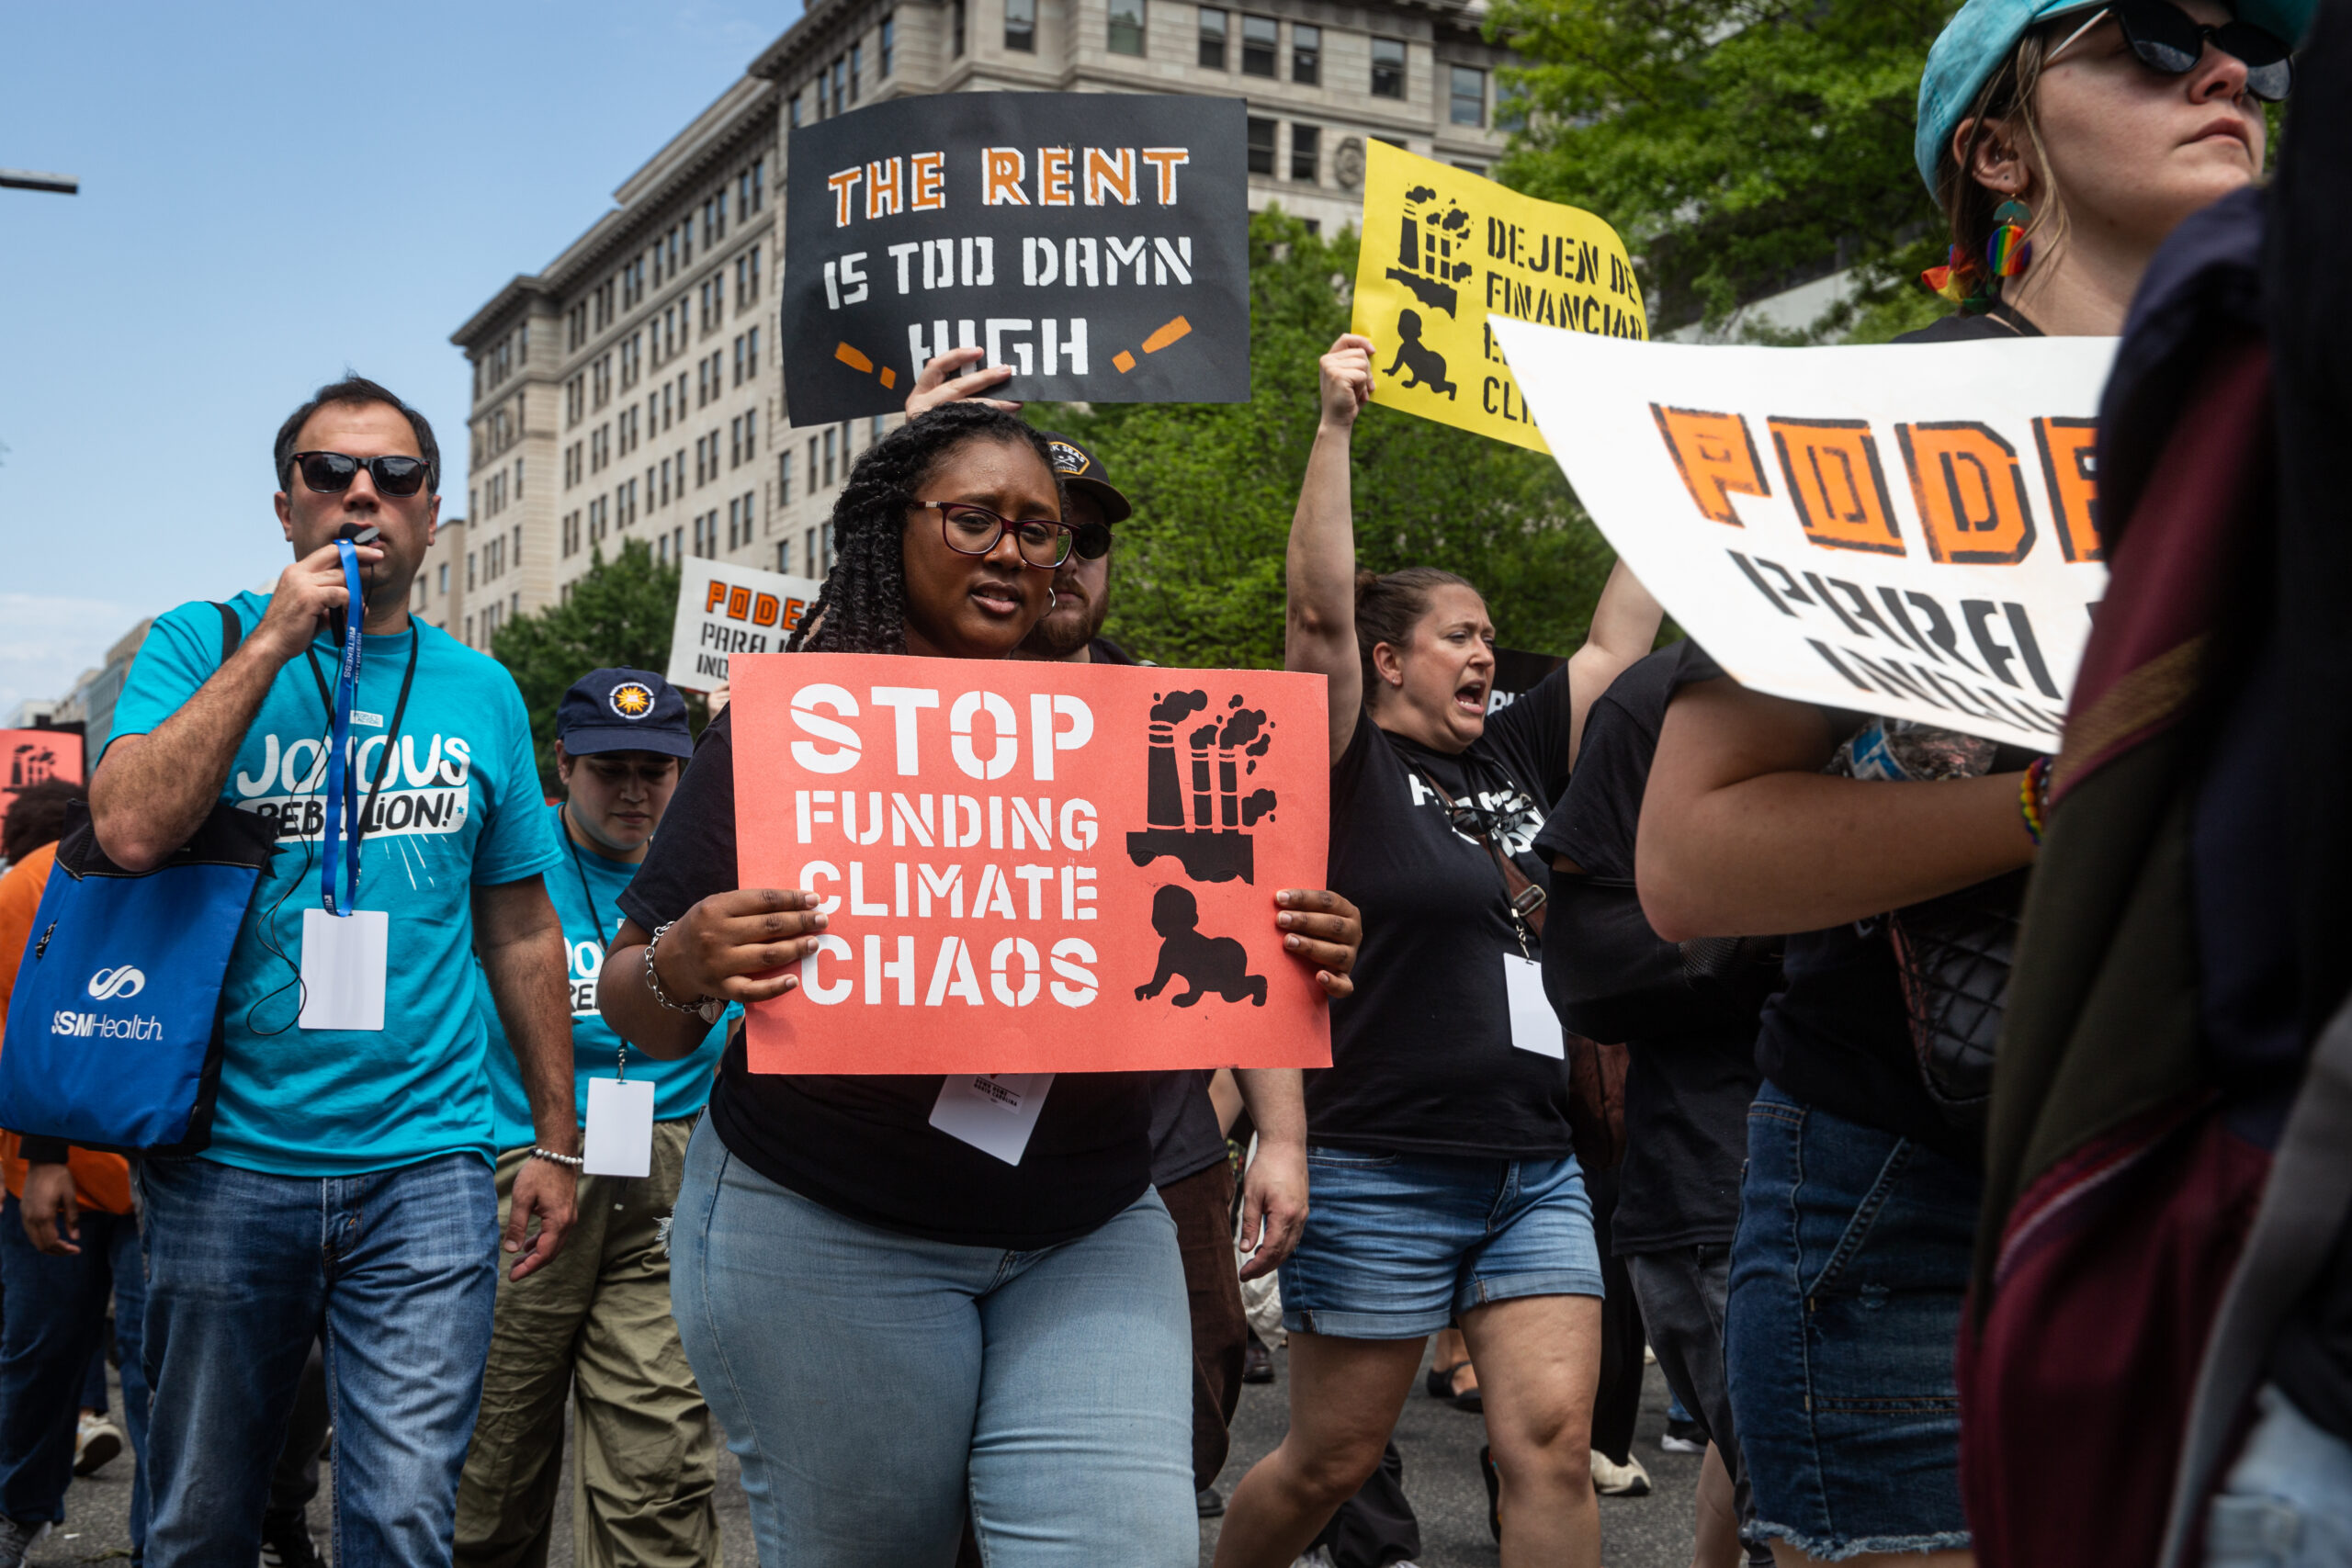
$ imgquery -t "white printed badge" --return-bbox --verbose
[1504,953,1564,1058]
[299,908,389,1032]
[583,1077,656,1178]
[928,1073,1056,1166]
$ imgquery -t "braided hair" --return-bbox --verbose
[788,403,1063,654]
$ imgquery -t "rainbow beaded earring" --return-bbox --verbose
[1985,198,2034,280]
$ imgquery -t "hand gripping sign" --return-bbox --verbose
[1491,319,2115,750]
[729,653,1331,1075]
[783,92,1250,423]
[664,558,824,694]
[1351,141,1645,453]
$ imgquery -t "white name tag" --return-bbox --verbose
[1504,953,1563,1058]
[582,1077,656,1177]
[928,1073,1055,1166]
[299,908,389,1031]
[352,709,385,728]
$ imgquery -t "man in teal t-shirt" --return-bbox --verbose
[86,378,578,1568]
[455,668,727,1567]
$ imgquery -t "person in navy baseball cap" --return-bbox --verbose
[460,663,727,1558]
[556,669,695,761]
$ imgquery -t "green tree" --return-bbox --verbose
[492,538,704,791]
[1487,0,1955,340]
[1037,209,1617,670]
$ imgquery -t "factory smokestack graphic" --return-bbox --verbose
[1128,690,1277,884]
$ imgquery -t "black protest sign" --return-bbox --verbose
[783,93,1249,423]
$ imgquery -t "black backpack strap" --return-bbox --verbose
[212,602,243,667]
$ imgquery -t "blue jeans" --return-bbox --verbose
[669,1119,1194,1567]
[0,1196,149,1543]
[1724,1082,1980,1560]
[2203,1383,2352,1566]
[139,1154,497,1568]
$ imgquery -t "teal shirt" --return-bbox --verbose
[107,593,563,1177]
[480,803,728,1148]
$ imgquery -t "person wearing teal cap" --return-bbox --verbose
[1638,4,2296,1564]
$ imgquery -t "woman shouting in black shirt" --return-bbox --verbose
[1215,336,1660,1568]
[595,403,1363,1568]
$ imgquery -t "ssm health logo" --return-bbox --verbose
[88,965,145,1000]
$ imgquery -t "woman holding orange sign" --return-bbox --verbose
[596,401,1363,1568]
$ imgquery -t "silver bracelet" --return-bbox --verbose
[645,920,725,1022]
[529,1147,583,1169]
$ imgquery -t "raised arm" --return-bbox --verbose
[1635,677,2033,941]
[1562,558,1663,773]
[1287,333,1375,764]
[92,541,376,872]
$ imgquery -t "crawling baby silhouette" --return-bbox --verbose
[1135,886,1268,1008]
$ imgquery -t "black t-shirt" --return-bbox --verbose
[616,708,1151,1251]
[1534,644,1763,1254]
[1668,643,1999,1168]
[1308,666,1576,1156]
[1146,1069,1227,1187]
[1707,310,2044,1168]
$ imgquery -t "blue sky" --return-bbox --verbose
[0,1,798,718]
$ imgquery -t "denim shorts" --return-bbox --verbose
[1278,1146,1604,1339]
[1724,1082,1983,1560]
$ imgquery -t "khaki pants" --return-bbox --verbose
[454,1117,718,1568]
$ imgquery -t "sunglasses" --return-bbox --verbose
[912,501,1076,570]
[1071,522,1113,560]
[290,450,433,499]
[2049,1,2294,100]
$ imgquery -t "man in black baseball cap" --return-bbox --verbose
[456,666,723,1566]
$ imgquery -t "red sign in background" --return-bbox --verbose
[0,731,84,850]
[729,653,1331,1075]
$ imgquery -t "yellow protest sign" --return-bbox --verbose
[1349,141,1646,453]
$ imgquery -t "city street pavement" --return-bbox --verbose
[39,1340,1702,1568]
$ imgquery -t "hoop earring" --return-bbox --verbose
[1049,589,1059,610]
[1985,198,2033,280]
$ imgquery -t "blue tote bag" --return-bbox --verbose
[0,604,278,1156]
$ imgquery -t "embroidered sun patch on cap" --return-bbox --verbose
[609,681,656,719]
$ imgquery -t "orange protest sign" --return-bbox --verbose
[729,653,1333,1075]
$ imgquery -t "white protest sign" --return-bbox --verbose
[664,558,825,693]
[1491,320,2117,751]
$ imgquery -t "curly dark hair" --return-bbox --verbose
[788,403,1063,655]
[3,778,85,864]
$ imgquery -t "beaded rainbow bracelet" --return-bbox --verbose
[2019,755,2052,846]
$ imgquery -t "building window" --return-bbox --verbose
[779,451,794,505]
[849,43,863,99]
[1450,64,1486,126]
[1107,0,1144,55]
[1452,161,1486,176]
[1240,14,1276,75]
[790,93,802,127]
[880,16,895,74]
[748,325,761,378]
[1372,37,1406,97]
[1291,123,1319,182]
[1246,117,1277,176]
[1006,0,1035,50]
[832,57,848,111]
[778,540,793,574]
[822,428,839,488]
[1197,7,1226,68]
[1292,22,1319,83]
[953,0,966,56]
[437,563,448,596]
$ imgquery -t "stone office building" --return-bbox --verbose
[448,0,1516,645]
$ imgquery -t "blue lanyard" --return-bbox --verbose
[320,542,367,916]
